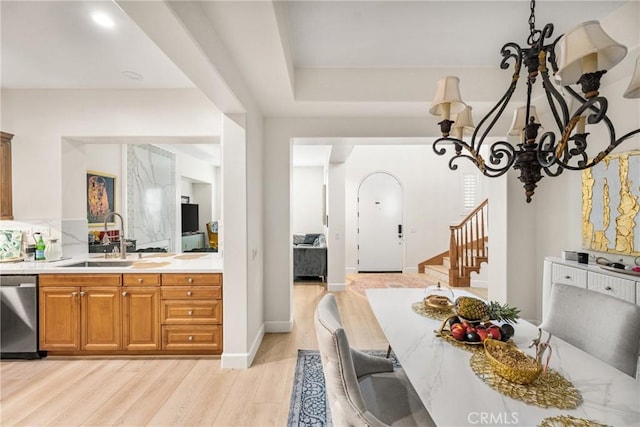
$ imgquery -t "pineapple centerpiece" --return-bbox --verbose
[454,296,520,324]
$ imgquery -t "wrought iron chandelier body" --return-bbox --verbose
[431,0,640,202]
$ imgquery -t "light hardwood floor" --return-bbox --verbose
[1,281,482,426]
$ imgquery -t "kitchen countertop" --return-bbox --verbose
[0,253,223,274]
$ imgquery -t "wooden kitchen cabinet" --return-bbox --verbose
[39,286,81,351]
[0,132,14,220]
[161,273,223,352]
[122,273,160,351]
[39,274,122,352]
[39,272,221,355]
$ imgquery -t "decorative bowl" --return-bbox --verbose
[484,339,542,384]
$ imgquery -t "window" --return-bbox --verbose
[461,172,478,215]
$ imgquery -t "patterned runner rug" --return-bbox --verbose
[287,349,399,427]
[348,273,435,296]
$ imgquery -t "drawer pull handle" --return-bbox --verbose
[564,276,571,279]
[187,291,193,296]
[188,310,193,316]
[80,291,86,297]
[188,336,194,341]
[122,291,128,297]
[605,286,613,291]
[138,278,143,283]
[71,291,78,297]
[188,278,194,283]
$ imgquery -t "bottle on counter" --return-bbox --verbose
[35,233,46,261]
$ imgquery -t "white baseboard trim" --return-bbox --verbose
[221,323,265,369]
[345,267,357,275]
[328,282,346,292]
[265,318,294,333]
[404,266,418,274]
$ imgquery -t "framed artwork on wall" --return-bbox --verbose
[87,171,116,226]
[582,150,640,256]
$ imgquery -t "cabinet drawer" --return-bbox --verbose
[162,325,222,351]
[587,272,635,303]
[123,274,160,286]
[551,264,587,288]
[40,274,122,286]
[161,286,221,300]
[161,300,222,324]
[162,273,221,286]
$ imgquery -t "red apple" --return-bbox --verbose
[487,326,502,341]
[476,328,489,342]
[451,327,466,341]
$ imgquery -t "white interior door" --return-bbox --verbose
[358,173,403,272]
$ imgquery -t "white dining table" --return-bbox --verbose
[366,288,640,427]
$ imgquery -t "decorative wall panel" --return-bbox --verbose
[582,150,640,256]
[127,145,175,251]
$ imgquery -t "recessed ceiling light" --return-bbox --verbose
[122,71,144,80]
[92,12,114,28]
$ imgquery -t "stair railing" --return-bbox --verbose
[448,199,488,286]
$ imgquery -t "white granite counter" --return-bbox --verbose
[0,253,222,274]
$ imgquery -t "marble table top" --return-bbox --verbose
[366,288,640,427]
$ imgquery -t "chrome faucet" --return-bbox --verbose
[104,212,127,259]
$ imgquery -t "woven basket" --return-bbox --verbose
[484,339,542,385]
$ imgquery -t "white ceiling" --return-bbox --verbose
[1,1,634,166]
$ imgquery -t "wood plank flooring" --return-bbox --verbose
[1,281,482,426]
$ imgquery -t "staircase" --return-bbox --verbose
[419,199,488,287]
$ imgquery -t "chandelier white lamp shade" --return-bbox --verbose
[555,21,627,91]
[430,76,467,136]
[430,0,640,203]
[624,56,640,99]
[451,106,476,141]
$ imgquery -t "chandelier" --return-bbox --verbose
[429,0,640,202]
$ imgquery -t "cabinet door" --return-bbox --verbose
[122,286,160,351]
[81,287,121,351]
[39,287,80,351]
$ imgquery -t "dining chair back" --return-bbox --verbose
[540,283,640,377]
[314,293,435,426]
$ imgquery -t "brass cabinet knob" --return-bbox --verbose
[188,310,193,316]
[79,291,86,297]
[188,277,194,283]
[188,336,194,341]
[71,291,78,297]
[138,278,143,283]
[122,291,128,297]
[187,291,193,297]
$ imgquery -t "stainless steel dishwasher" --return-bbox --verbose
[0,274,43,359]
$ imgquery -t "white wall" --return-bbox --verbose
[292,166,324,234]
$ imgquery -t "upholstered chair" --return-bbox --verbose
[314,293,435,426]
[540,283,640,377]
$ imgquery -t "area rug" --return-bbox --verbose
[287,349,399,427]
[348,273,435,296]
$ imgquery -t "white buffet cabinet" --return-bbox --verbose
[543,256,640,378]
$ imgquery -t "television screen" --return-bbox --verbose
[181,203,199,234]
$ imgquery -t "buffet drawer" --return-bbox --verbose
[161,286,221,300]
[161,273,221,286]
[161,300,221,324]
[162,325,222,351]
